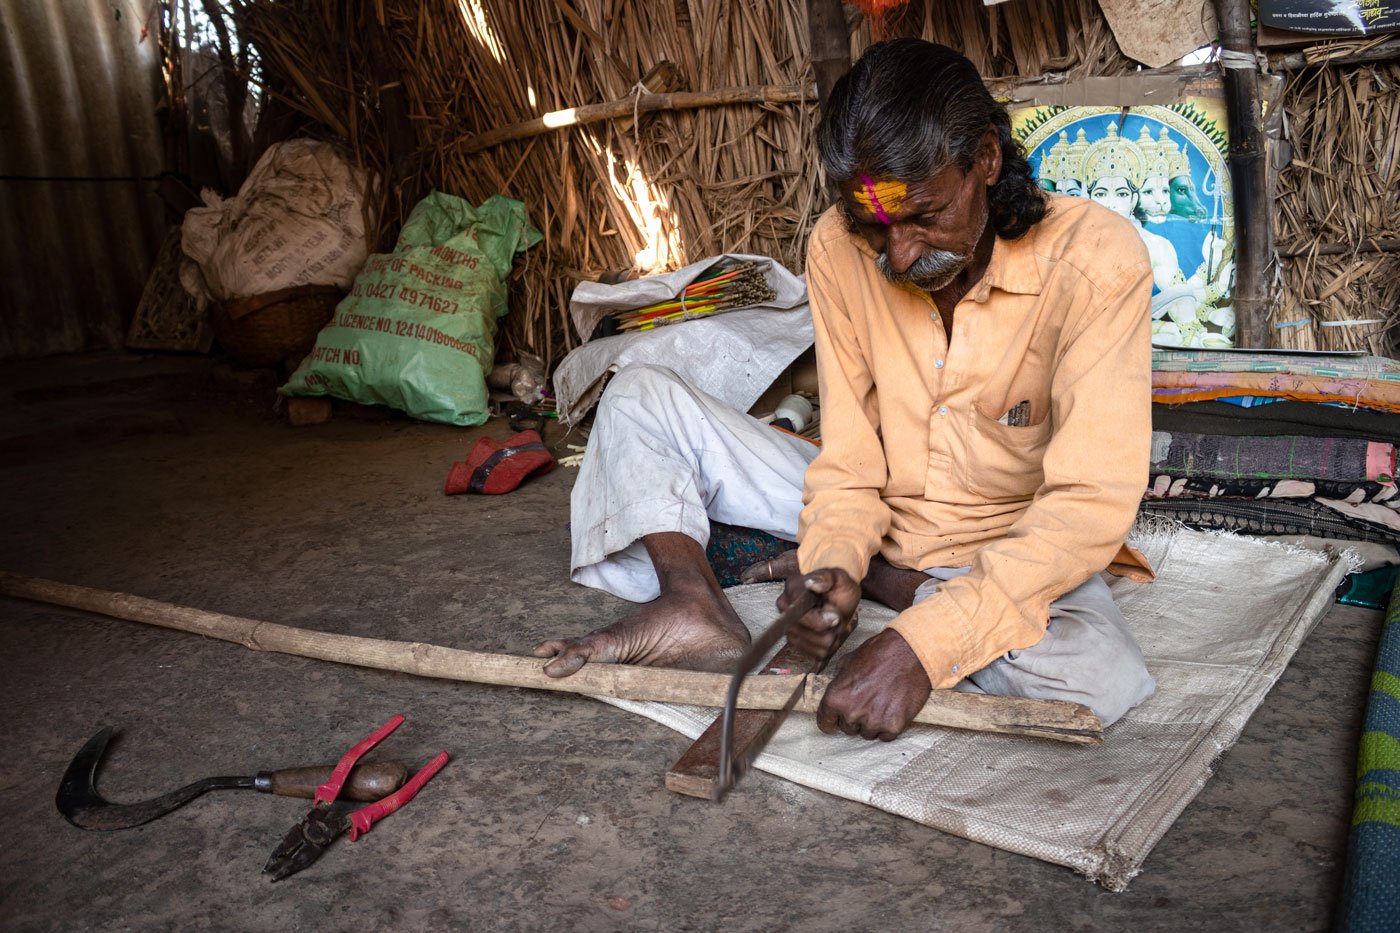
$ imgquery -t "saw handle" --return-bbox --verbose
[253,762,410,801]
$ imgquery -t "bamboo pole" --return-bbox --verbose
[457,84,816,155]
[1213,0,1273,350]
[0,571,1102,744]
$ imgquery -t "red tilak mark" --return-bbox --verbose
[861,175,893,225]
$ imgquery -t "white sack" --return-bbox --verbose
[180,139,371,303]
[555,254,812,424]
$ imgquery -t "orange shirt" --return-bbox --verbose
[796,194,1155,689]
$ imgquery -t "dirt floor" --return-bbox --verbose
[0,352,1382,931]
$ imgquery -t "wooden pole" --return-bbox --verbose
[0,572,1102,744]
[457,85,817,156]
[806,0,851,113]
[1213,0,1273,349]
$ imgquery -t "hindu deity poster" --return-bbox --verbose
[1010,90,1235,348]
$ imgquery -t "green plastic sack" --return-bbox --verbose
[281,191,541,425]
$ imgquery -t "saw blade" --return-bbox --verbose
[713,589,820,801]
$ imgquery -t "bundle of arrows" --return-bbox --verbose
[612,260,777,332]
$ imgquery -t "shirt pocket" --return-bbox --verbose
[963,404,1053,500]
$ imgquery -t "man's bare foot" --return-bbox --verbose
[532,582,750,676]
[860,556,928,612]
[740,549,928,612]
[535,531,751,677]
[739,548,801,585]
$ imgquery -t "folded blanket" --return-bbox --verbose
[1152,400,1400,445]
[1146,475,1397,503]
[1151,350,1400,381]
[1151,371,1400,413]
[1150,431,1397,485]
[1319,497,1400,534]
[1138,497,1400,545]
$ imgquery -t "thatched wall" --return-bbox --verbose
[1271,52,1399,356]
[242,0,1395,362]
[244,0,1143,365]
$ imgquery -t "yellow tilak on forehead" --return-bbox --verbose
[853,176,907,224]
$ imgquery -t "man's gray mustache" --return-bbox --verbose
[876,249,968,286]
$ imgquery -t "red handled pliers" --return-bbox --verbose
[263,715,448,881]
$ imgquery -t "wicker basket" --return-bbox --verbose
[211,284,343,367]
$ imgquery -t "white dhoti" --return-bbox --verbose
[570,364,1154,725]
[570,363,819,603]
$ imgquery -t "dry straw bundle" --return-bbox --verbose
[869,0,1136,79]
[1272,52,1400,355]
[239,0,1131,367]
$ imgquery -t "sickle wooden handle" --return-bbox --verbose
[254,761,411,801]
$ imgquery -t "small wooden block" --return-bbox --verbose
[665,642,813,800]
[287,396,333,426]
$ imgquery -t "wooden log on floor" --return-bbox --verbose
[0,572,1102,744]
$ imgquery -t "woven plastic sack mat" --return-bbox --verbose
[599,524,1351,890]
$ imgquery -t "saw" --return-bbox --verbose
[713,589,821,801]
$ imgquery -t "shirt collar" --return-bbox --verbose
[967,225,1044,302]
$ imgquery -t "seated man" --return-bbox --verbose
[535,39,1157,738]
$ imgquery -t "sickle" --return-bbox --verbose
[56,726,409,831]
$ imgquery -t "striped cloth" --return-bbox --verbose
[1339,574,1400,931]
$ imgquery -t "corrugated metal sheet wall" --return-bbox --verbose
[0,0,167,359]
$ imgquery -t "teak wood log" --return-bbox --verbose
[0,572,1102,744]
[457,84,816,155]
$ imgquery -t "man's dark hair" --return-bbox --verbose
[817,39,1047,240]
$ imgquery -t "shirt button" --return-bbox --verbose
[934,358,945,369]
[938,406,948,416]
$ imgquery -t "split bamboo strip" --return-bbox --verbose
[0,571,1103,744]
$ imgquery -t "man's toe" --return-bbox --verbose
[532,639,568,658]
[542,646,592,677]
